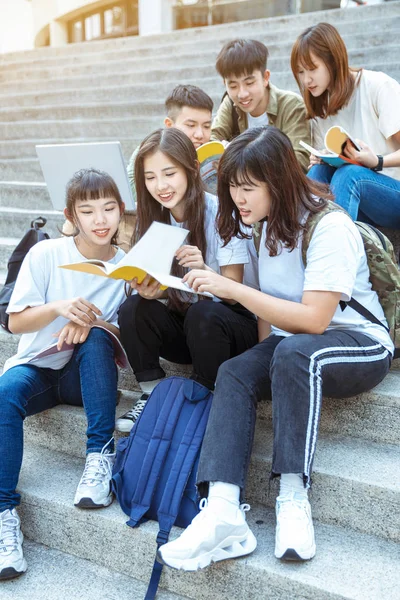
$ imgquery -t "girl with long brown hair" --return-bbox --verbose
[116,128,257,432]
[291,22,400,227]
[157,126,392,568]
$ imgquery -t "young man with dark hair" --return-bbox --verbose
[127,84,214,205]
[211,39,310,171]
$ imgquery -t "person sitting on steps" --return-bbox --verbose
[157,126,392,570]
[210,38,311,171]
[0,169,127,581]
[115,127,258,433]
[291,22,400,227]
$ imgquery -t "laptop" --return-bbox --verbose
[36,141,135,211]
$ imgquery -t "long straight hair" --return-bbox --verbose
[134,128,207,311]
[217,126,332,256]
[291,22,360,119]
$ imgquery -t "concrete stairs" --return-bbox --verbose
[0,1,400,598]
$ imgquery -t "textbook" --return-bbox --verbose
[59,221,210,296]
[300,125,362,168]
[197,141,225,196]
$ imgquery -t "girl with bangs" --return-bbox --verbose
[116,127,257,433]
[0,169,128,580]
[156,126,392,569]
[290,22,400,227]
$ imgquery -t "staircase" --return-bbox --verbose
[0,2,399,599]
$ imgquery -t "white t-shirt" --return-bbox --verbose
[313,70,400,181]
[4,237,127,372]
[170,191,248,272]
[247,112,270,129]
[252,212,393,354]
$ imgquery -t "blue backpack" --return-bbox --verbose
[112,376,213,600]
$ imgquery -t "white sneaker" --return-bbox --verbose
[74,449,115,509]
[115,393,149,433]
[0,509,27,580]
[157,499,257,571]
[275,492,316,561]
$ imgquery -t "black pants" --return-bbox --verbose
[197,330,391,488]
[118,296,258,390]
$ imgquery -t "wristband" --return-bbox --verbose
[371,155,384,172]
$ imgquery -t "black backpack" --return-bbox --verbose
[220,91,240,140]
[0,217,50,333]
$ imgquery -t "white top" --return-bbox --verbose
[253,211,393,354]
[170,192,248,301]
[247,112,270,129]
[4,237,127,372]
[313,70,400,181]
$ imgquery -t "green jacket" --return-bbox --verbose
[210,83,310,172]
[127,145,139,207]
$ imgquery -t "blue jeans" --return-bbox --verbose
[0,328,118,511]
[308,164,400,227]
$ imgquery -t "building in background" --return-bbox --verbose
[0,0,388,52]
[0,0,34,53]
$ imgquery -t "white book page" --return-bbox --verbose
[149,271,213,297]
[116,221,189,275]
[299,140,337,158]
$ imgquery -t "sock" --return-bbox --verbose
[139,379,162,395]
[279,473,308,500]
[207,481,241,521]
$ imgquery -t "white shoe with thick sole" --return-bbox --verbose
[275,492,316,561]
[115,393,149,433]
[157,499,257,571]
[74,449,115,509]
[0,508,27,580]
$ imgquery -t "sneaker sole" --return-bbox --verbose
[0,561,27,581]
[74,496,113,509]
[157,529,257,571]
[275,544,316,561]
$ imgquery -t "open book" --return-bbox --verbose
[197,141,225,196]
[300,125,361,168]
[60,221,210,296]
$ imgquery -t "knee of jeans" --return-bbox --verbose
[270,335,309,376]
[215,353,247,385]
[331,164,365,188]
[81,327,113,353]
[0,379,28,418]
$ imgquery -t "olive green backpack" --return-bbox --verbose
[253,201,400,358]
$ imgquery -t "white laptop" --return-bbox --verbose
[36,141,135,211]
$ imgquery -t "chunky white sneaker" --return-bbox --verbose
[0,509,27,580]
[275,492,316,561]
[74,449,115,509]
[115,393,149,433]
[157,499,257,571]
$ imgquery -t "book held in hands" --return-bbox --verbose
[300,125,361,168]
[59,221,211,296]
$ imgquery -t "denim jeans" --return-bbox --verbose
[197,330,391,491]
[308,164,400,227]
[0,328,118,511]
[118,297,258,390]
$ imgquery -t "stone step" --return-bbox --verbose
[1,30,398,83]
[0,540,188,600]
[1,2,399,66]
[17,444,400,600]
[0,207,64,239]
[1,50,399,97]
[0,116,160,141]
[0,237,22,270]
[0,182,52,209]
[22,393,400,543]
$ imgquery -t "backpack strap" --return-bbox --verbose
[144,380,213,600]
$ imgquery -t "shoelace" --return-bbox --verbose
[0,511,19,554]
[121,397,148,422]
[278,493,309,521]
[80,451,114,486]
